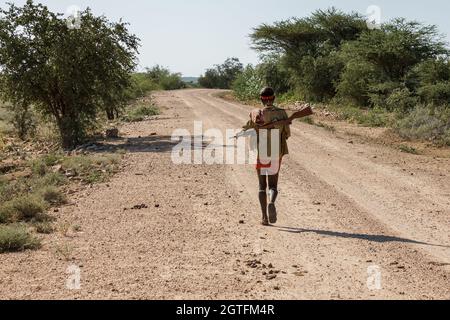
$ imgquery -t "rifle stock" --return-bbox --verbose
[289,106,313,120]
[257,106,314,129]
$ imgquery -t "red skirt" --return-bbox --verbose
[256,157,283,174]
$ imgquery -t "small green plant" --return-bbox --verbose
[122,104,160,122]
[58,222,72,237]
[0,224,41,253]
[86,171,104,184]
[34,222,55,234]
[316,122,336,132]
[54,243,74,261]
[399,145,419,155]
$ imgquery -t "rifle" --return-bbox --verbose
[232,105,313,139]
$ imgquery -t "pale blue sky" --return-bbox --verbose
[2,0,450,76]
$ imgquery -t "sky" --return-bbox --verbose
[1,0,450,76]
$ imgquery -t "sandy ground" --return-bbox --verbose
[0,89,449,300]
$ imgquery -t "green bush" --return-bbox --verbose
[256,57,291,95]
[336,59,380,106]
[417,82,450,106]
[7,102,37,140]
[233,65,263,101]
[145,65,185,90]
[0,195,47,223]
[0,224,40,253]
[125,73,159,101]
[385,88,419,113]
[199,58,244,89]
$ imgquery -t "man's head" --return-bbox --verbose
[260,87,275,106]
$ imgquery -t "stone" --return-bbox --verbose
[106,128,119,138]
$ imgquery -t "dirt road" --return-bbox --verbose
[1,89,449,300]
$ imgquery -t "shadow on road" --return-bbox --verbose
[84,135,210,154]
[277,226,450,248]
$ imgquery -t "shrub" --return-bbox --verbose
[34,222,54,234]
[233,65,263,101]
[0,224,41,253]
[199,58,244,89]
[0,195,47,223]
[332,105,390,127]
[396,105,450,145]
[145,65,185,90]
[385,88,419,113]
[336,59,380,106]
[39,186,67,206]
[417,82,450,106]
[256,57,291,95]
[34,172,67,188]
[367,82,403,109]
[125,73,159,101]
[60,153,120,183]
[122,104,160,122]
[30,153,62,176]
[7,102,37,140]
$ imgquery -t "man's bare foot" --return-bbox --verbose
[261,219,270,226]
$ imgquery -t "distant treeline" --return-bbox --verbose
[127,65,186,101]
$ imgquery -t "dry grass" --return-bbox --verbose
[0,224,41,253]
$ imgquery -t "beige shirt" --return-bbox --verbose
[243,106,291,159]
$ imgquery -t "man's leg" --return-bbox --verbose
[257,170,269,225]
[267,173,279,224]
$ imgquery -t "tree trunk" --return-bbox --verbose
[57,116,83,149]
[106,108,115,120]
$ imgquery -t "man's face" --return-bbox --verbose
[261,97,275,106]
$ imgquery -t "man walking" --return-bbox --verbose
[241,87,292,226]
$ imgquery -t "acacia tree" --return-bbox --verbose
[250,8,368,101]
[0,0,139,148]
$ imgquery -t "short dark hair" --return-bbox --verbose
[260,87,275,97]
